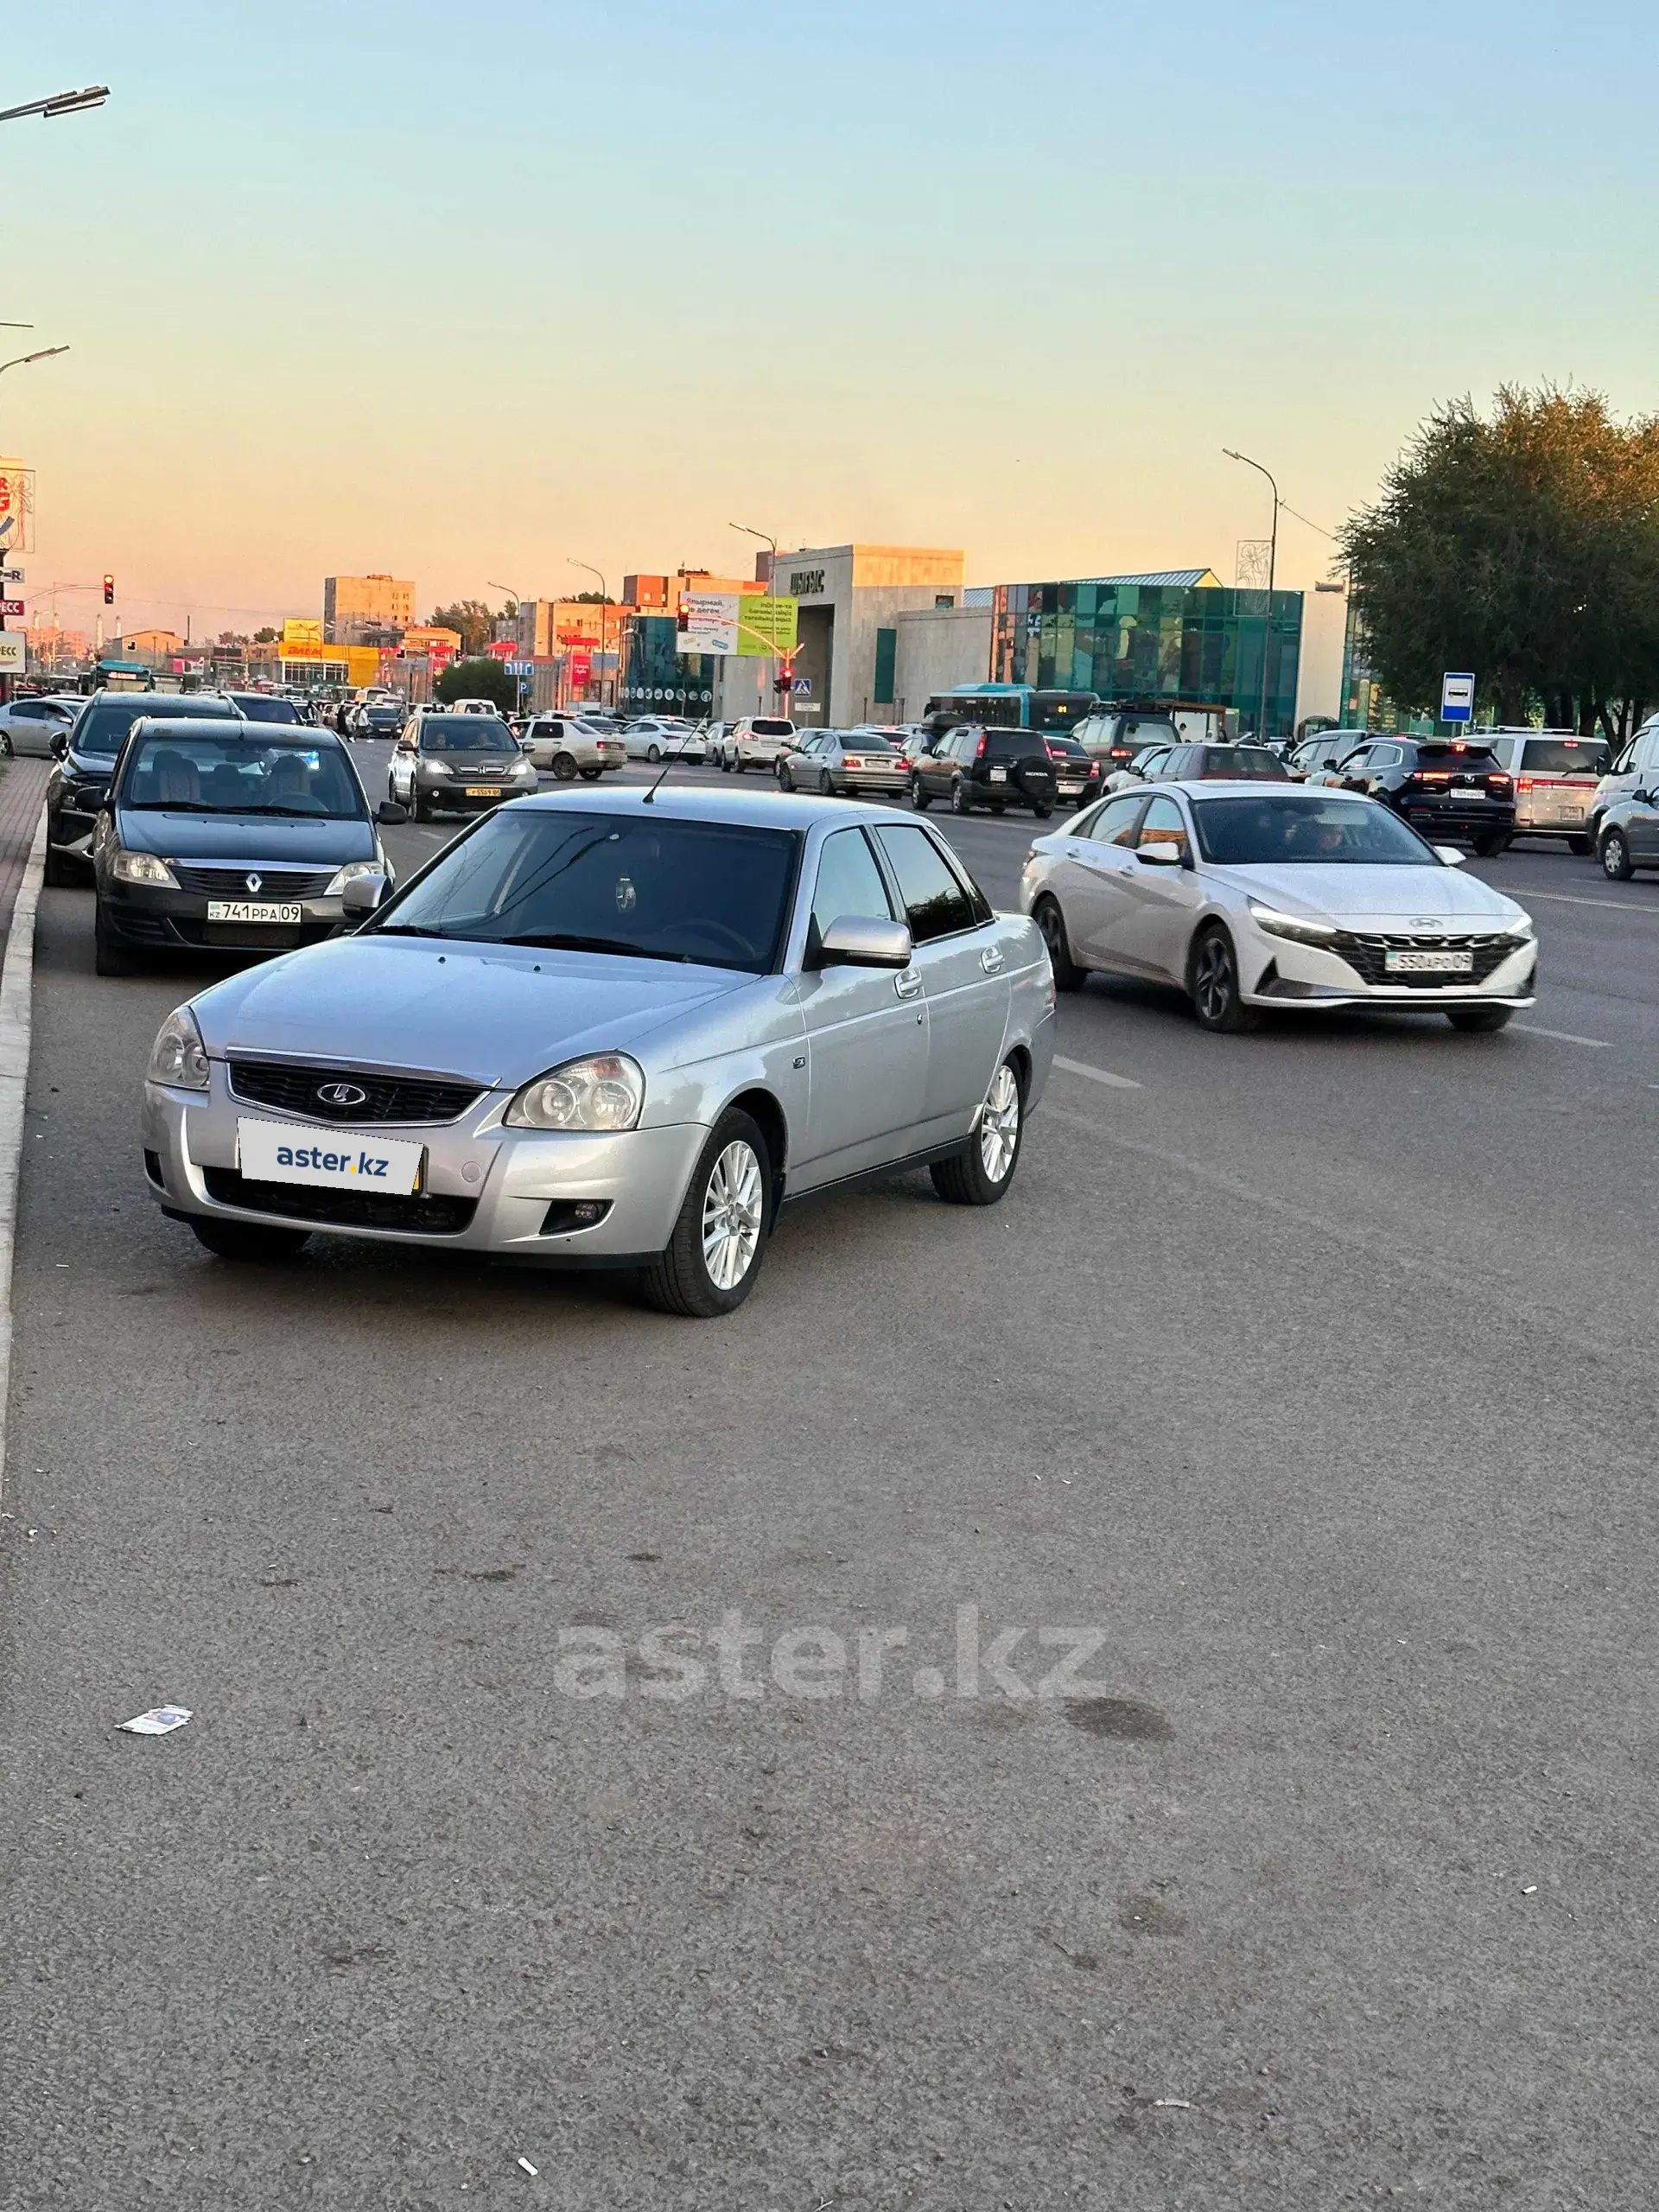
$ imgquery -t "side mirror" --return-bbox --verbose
[520,740,536,753]
[376,800,409,825]
[1631,789,1654,806]
[1433,845,1466,868]
[342,871,389,918]
[1135,841,1186,868]
[813,914,914,970]
[49,734,67,760]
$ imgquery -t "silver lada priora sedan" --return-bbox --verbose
[143,789,1056,1314]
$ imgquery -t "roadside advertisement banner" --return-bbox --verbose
[679,591,740,656]
[735,595,798,657]
[282,617,323,649]
[0,461,35,556]
[0,632,24,671]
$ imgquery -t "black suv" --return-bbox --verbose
[1325,737,1516,855]
[909,725,1058,817]
[44,691,244,887]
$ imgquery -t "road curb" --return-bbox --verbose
[0,806,47,1504]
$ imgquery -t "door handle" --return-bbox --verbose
[894,969,923,1000]
[980,947,1005,974]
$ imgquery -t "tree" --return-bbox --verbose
[571,591,613,604]
[253,626,278,644]
[435,656,515,711]
[1342,385,1659,741]
[428,600,505,656]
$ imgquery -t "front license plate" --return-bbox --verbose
[237,1116,423,1194]
[206,900,302,924]
[465,785,502,798]
[1385,949,1474,974]
[989,767,1008,783]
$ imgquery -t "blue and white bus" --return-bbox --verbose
[924,683,1097,734]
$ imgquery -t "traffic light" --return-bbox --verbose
[102,574,114,605]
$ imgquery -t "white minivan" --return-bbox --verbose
[1587,714,1659,849]
[1483,728,1611,850]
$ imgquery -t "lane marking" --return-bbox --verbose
[1521,889,1659,916]
[1053,1053,1141,1090]
[0,807,46,1505]
[1512,1023,1613,1048]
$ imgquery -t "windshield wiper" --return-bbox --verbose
[372,923,454,938]
[499,931,690,962]
[228,804,353,818]
[124,799,219,812]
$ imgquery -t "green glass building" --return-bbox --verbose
[989,571,1303,740]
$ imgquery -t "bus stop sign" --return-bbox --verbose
[1441,671,1475,724]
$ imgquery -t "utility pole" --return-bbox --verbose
[731,522,780,721]
[1224,448,1281,741]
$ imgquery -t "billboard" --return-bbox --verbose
[0,461,35,555]
[0,632,24,672]
[679,591,741,656]
[282,616,323,649]
[346,645,381,689]
[735,595,798,657]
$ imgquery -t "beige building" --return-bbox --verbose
[323,575,415,645]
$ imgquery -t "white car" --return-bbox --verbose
[624,716,702,763]
[520,713,626,779]
[1020,781,1536,1034]
[716,715,796,773]
[0,694,80,757]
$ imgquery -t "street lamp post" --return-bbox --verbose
[1224,448,1281,741]
[0,347,71,698]
[730,522,779,722]
[0,86,110,125]
[568,559,608,709]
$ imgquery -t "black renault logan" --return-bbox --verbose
[91,717,395,976]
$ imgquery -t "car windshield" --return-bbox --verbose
[374,810,798,971]
[420,720,514,753]
[231,695,304,724]
[1520,739,1611,774]
[121,731,366,817]
[1192,793,1436,866]
[73,696,233,759]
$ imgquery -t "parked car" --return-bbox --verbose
[387,709,537,821]
[909,726,1058,817]
[1594,785,1659,880]
[1588,713,1659,844]
[776,729,906,798]
[1021,782,1536,1033]
[520,714,626,779]
[0,693,80,757]
[44,692,245,887]
[91,717,392,976]
[1042,734,1104,809]
[1320,737,1516,855]
[623,715,701,763]
[1144,742,1289,785]
[715,716,796,772]
[139,790,1054,1315]
[226,691,307,726]
[1479,730,1611,851]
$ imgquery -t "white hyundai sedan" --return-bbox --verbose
[1020,781,1536,1033]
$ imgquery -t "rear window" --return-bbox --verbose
[983,731,1048,761]
[750,720,793,738]
[842,734,896,753]
[1200,746,1286,779]
[1414,745,1499,767]
[1520,739,1611,775]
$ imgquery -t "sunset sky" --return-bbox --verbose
[10,0,1658,638]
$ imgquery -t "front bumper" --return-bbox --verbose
[416,776,536,811]
[1239,926,1536,1008]
[142,1066,708,1261]
[102,884,349,953]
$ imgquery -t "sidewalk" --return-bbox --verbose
[0,758,48,949]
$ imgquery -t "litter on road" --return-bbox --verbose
[118,1706,192,1735]
[517,2156,539,2176]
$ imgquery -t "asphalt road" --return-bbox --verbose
[3,747,1658,2208]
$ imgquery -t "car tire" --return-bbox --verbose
[950,779,972,815]
[990,803,1006,817]
[639,1109,772,1319]
[817,771,834,796]
[551,752,578,782]
[647,744,662,765]
[412,790,431,823]
[1032,804,1052,820]
[778,765,794,791]
[911,775,931,811]
[93,902,140,976]
[733,757,746,774]
[1567,832,1592,855]
[1600,827,1634,880]
[1471,830,1510,857]
[42,843,77,889]
[1034,896,1085,991]
[720,753,732,774]
[931,1058,1024,1207]
[579,766,602,781]
[1189,923,1258,1033]
[188,1216,314,1262]
[1446,1005,1515,1033]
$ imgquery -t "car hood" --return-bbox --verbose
[115,810,376,864]
[189,937,749,1086]
[1212,861,1530,929]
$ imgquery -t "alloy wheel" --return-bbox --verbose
[702,1140,764,1291]
[978,1064,1020,1182]
[1194,935,1235,1023]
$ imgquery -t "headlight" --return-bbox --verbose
[422,760,450,776]
[504,1052,645,1132]
[111,849,179,887]
[1248,899,1338,945]
[323,859,385,898]
[146,1006,211,1090]
[1506,912,1535,941]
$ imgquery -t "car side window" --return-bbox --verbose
[1136,795,1191,859]
[810,827,894,939]
[1088,794,1147,847]
[873,824,977,943]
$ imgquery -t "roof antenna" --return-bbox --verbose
[641,756,671,804]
